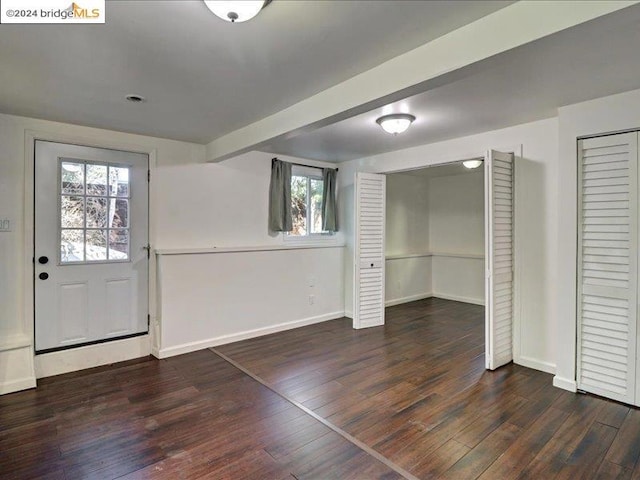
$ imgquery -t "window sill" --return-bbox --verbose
[283,233,337,245]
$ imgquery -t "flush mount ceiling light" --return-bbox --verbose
[376,114,416,135]
[463,159,483,169]
[204,1,270,23]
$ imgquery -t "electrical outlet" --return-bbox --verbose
[0,218,11,232]
[309,294,315,305]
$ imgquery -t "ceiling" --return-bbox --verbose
[261,4,640,162]
[0,0,512,144]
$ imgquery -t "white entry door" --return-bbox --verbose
[485,149,515,370]
[35,141,149,353]
[353,172,386,329]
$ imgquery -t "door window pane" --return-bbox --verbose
[61,196,85,228]
[109,229,129,260]
[109,166,129,197]
[86,197,108,228]
[86,164,107,196]
[61,229,85,262]
[110,199,129,228]
[86,230,107,261]
[61,162,84,194]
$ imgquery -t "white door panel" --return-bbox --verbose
[35,141,149,352]
[485,149,515,370]
[354,172,385,329]
[577,132,637,405]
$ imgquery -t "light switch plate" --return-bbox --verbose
[0,218,12,232]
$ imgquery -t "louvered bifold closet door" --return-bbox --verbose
[354,172,386,329]
[578,133,638,405]
[485,150,515,370]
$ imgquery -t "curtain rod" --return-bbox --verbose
[272,157,338,172]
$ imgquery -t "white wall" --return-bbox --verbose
[429,171,484,255]
[340,117,559,374]
[154,151,346,357]
[385,255,433,306]
[429,171,484,304]
[385,174,432,305]
[556,88,640,392]
[431,255,484,305]
[385,174,430,255]
[157,247,344,357]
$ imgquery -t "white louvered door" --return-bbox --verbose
[353,172,386,329]
[577,132,638,405]
[485,150,515,370]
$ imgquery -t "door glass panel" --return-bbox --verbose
[61,196,85,228]
[61,229,85,262]
[86,198,108,228]
[86,230,108,261]
[59,160,130,264]
[111,199,129,228]
[86,164,107,196]
[109,229,129,260]
[61,162,84,194]
[109,166,129,197]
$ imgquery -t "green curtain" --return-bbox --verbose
[322,168,338,232]
[268,159,292,232]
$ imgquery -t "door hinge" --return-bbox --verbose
[147,170,151,182]
[143,244,151,259]
[147,314,151,327]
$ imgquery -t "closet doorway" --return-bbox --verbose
[353,150,515,370]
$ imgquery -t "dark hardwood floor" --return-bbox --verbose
[216,297,640,480]
[3,297,640,479]
[0,350,400,479]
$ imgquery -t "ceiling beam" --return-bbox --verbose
[206,0,638,162]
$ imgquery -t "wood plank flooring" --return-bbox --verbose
[217,297,640,480]
[3,297,640,479]
[0,350,400,479]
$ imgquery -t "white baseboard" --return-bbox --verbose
[344,310,353,319]
[0,376,36,395]
[433,292,485,306]
[515,355,556,375]
[157,311,345,359]
[385,292,433,307]
[35,334,151,378]
[553,375,577,392]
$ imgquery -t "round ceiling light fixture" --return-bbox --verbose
[376,113,416,135]
[204,1,269,23]
[463,159,483,169]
